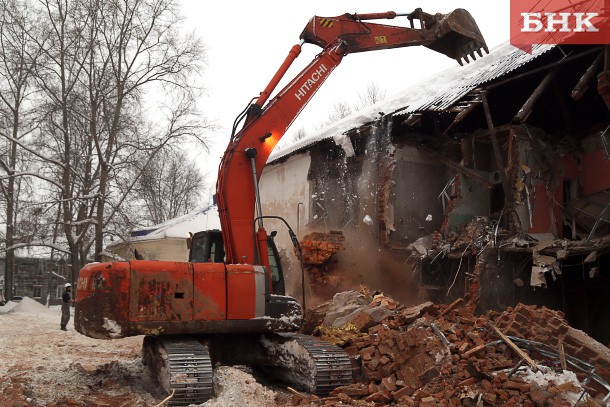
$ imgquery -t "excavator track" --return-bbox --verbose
[142,337,213,406]
[288,333,353,395]
[258,333,353,395]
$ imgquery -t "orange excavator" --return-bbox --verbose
[75,8,487,405]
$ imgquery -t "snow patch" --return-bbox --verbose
[10,297,53,314]
[103,318,123,338]
[200,366,277,407]
[515,365,589,406]
[0,300,19,314]
[333,133,355,157]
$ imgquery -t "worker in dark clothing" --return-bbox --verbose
[61,283,73,331]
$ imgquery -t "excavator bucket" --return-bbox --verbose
[423,9,488,65]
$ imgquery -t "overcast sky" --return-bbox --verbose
[179,1,511,182]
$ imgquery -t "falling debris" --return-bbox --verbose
[300,231,345,298]
[300,231,345,265]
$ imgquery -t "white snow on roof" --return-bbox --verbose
[130,205,221,241]
[269,41,555,163]
[13,246,53,259]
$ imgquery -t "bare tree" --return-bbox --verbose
[3,0,213,278]
[133,147,207,225]
[357,81,386,109]
[317,82,386,129]
[0,0,44,300]
[287,127,307,143]
[81,0,209,261]
[322,101,352,127]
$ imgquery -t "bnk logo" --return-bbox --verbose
[510,0,610,53]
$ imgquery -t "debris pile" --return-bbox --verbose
[293,291,610,406]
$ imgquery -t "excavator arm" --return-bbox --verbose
[216,8,487,279]
[301,9,488,64]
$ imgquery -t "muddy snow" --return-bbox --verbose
[0,298,286,407]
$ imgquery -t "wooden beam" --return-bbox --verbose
[481,92,512,199]
[440,297,464,316]
[512,68,558,124]
[501,234,610,256]
[443,98,481,135]
[559,340,567,371]
[471,124,513,141]
[572,51,603,101]
[422,148,493,189]
[488,323,538,371]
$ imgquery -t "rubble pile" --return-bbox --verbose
[293,291,610,406]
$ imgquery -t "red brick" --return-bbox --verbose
[480,379,492,391]
[496,371,509,383]
[503,380,524,390]
[495,388,509,400]
[392,386,413,401]
[381,377,397,392]
[364,390,392,404]
[481,392,497,405]
[458,377,476,386]
[333,385,370,398]
[360,346,375,361]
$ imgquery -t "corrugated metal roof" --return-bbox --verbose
[391,42,555,115]
[269,42,556,163]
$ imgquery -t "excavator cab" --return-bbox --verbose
[189,230,225,263]
[188,229,285,295]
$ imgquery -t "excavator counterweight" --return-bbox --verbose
[75,7,488,405]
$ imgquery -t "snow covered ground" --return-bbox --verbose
[0,298,286,406]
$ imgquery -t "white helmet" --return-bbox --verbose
[64,283,72,288]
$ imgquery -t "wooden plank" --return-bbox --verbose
[488,322,538,371]
[440,297,464,316]
[559,340,567,371]
[287,387,305,397]
[512,68,558,124]
[153,389,175,407]
[463,343,487,358]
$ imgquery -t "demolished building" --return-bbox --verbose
[259,42,610,346]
